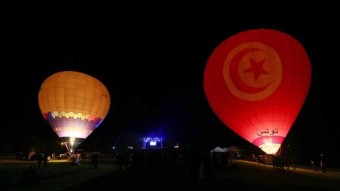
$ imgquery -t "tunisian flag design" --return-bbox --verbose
[203,29,311,154]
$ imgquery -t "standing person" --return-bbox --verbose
[116,152,124,171]
[94,153,99,168]
[311,160,318,172]
[292,157,296,170]
[320,160,326,173]
[43,151,48,168]
[20,165,41,185]
[89,153,95,168]
[36,154,43,169]
[320,153,326,173]
[89,153,99,168]
[284,157,290,170]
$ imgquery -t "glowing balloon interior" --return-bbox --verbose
[38,71,111,152]
[204,29,311,155]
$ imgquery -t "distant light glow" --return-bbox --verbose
[143,137,163,148]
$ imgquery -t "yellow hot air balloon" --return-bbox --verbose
[38,71,111,152]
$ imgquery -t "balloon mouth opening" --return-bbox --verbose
[252,136,284,155]
[60,137,84,152]
[258,143,281,155]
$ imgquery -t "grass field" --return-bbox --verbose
[1,158,340,191]
[1,159,116,191]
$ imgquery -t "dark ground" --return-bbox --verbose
[2,158,339,191]
[63,160,340,191]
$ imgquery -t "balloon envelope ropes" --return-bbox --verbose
[38,71,111,152]
[204,29,311,155]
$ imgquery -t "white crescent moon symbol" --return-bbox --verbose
[229,48,270,93]
[223,42,282,101]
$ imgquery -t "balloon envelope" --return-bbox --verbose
[204,29,311,155]
[38,71,111,152]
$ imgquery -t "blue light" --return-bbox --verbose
[143,137,163,149]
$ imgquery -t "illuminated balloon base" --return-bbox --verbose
[252,136,284,155]
[258,143,281,155]
[60,137,84,153]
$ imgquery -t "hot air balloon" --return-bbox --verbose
[38,71,111,152]
[203,29,311,155]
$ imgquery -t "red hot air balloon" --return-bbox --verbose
[203,29,311,155]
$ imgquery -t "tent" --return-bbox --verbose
[210,146,227,153]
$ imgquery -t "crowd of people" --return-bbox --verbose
[111,147,240,180]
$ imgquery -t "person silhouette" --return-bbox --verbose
[89,153,99,168]
[20,165,41,185]
[43,151,48,168]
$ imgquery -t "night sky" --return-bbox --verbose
[2,1,340,165]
